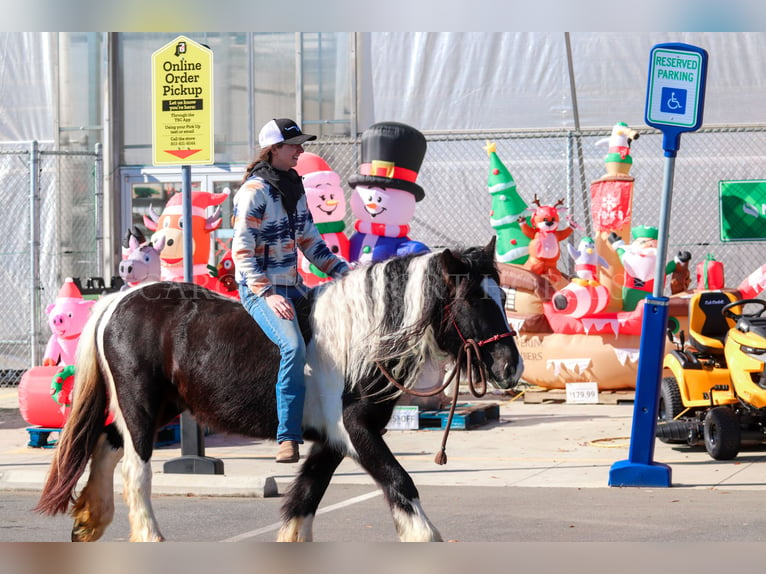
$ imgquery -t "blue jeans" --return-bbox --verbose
[240,285,307,444]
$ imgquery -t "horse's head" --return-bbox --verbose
[439,237,524,389]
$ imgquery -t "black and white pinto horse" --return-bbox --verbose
[35,239,523,542]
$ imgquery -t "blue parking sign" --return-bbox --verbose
[645,43,708,153]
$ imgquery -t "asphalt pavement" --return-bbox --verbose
[5,385,766,494]
[4,385,766,544]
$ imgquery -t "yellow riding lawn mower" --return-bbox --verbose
[656,290,766,460]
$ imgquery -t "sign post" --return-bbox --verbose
[609,43,708,487]
[152,36,223,475]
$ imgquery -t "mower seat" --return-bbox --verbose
[687,291,738,355]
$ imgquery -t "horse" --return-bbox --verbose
[34,238,523,542]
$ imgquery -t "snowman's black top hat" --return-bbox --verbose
[348,121,426,202]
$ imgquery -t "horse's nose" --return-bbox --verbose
[502,361,516,383]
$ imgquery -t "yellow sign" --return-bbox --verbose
[151,36,214,165]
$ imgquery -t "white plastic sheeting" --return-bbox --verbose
[1,32,765,142]
[366,32,766,130]
[0,33,56,142]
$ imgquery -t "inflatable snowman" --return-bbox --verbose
[348,122,429,265]
[294,152,350,287]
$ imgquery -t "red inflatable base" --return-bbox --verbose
[18,366,69,428]
[18,366,115,428]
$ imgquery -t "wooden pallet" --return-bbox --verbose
[521,388,635,405]
[418,402,500,430]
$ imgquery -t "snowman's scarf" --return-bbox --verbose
[354,220,409,238]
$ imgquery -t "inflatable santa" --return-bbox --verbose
[348,122,429,265]
[609,225,691,311]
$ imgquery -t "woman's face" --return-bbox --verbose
[271,143,304,171]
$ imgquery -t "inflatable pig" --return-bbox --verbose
[42,278,96,366]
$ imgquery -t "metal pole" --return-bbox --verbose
[351,33,359,139]
[653,155,677,296]
[247,33,255,156]
[29,141,41,366]
[295,33,304,127]
[94,143,104,279]
[182,165,193,282]
[164,165,224,475]
[564,32,592,239]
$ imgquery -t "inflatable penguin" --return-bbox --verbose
[348,122,430,265]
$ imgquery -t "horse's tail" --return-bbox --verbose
[34,293,120,516]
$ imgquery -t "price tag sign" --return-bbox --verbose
[565,382,599,404]
[645,43,708,153]
[386,405,419,430]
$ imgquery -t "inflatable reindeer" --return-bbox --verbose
[518,194,573,284]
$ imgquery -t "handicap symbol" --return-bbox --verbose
[660,87,687,114]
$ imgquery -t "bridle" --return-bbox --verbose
[375,315,516,465]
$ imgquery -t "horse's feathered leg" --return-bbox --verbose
[277,440,346,542]
[120,429,164,542]
[71,425,123,542]
[344,403,443,542]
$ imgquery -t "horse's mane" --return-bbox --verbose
[311,246,496,397]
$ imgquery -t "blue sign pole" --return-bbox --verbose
[609,43,708,487]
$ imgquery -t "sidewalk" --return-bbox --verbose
[3,386,766,496]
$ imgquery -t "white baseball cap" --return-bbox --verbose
[258,118,317,148]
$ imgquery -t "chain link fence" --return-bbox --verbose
[312,124,766,287]
[2,126,765,387]
[0,143,102,387]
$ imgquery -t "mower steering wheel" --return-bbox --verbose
[722,298,766,321]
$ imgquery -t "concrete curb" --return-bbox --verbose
[0,470,279,498]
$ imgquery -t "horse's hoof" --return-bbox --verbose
[71,523,102,542]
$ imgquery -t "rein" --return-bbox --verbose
[375,319,516,466]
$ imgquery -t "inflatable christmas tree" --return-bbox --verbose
[485,141,529,264]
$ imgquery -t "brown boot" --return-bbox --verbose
[275,440,299,463]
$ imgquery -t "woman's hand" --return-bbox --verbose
[265,292,294,320]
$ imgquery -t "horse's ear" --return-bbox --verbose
[484,236,497,258]
[439,248,466,288]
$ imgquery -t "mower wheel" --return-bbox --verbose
[704,406,741,460]
[658,377,686,444]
